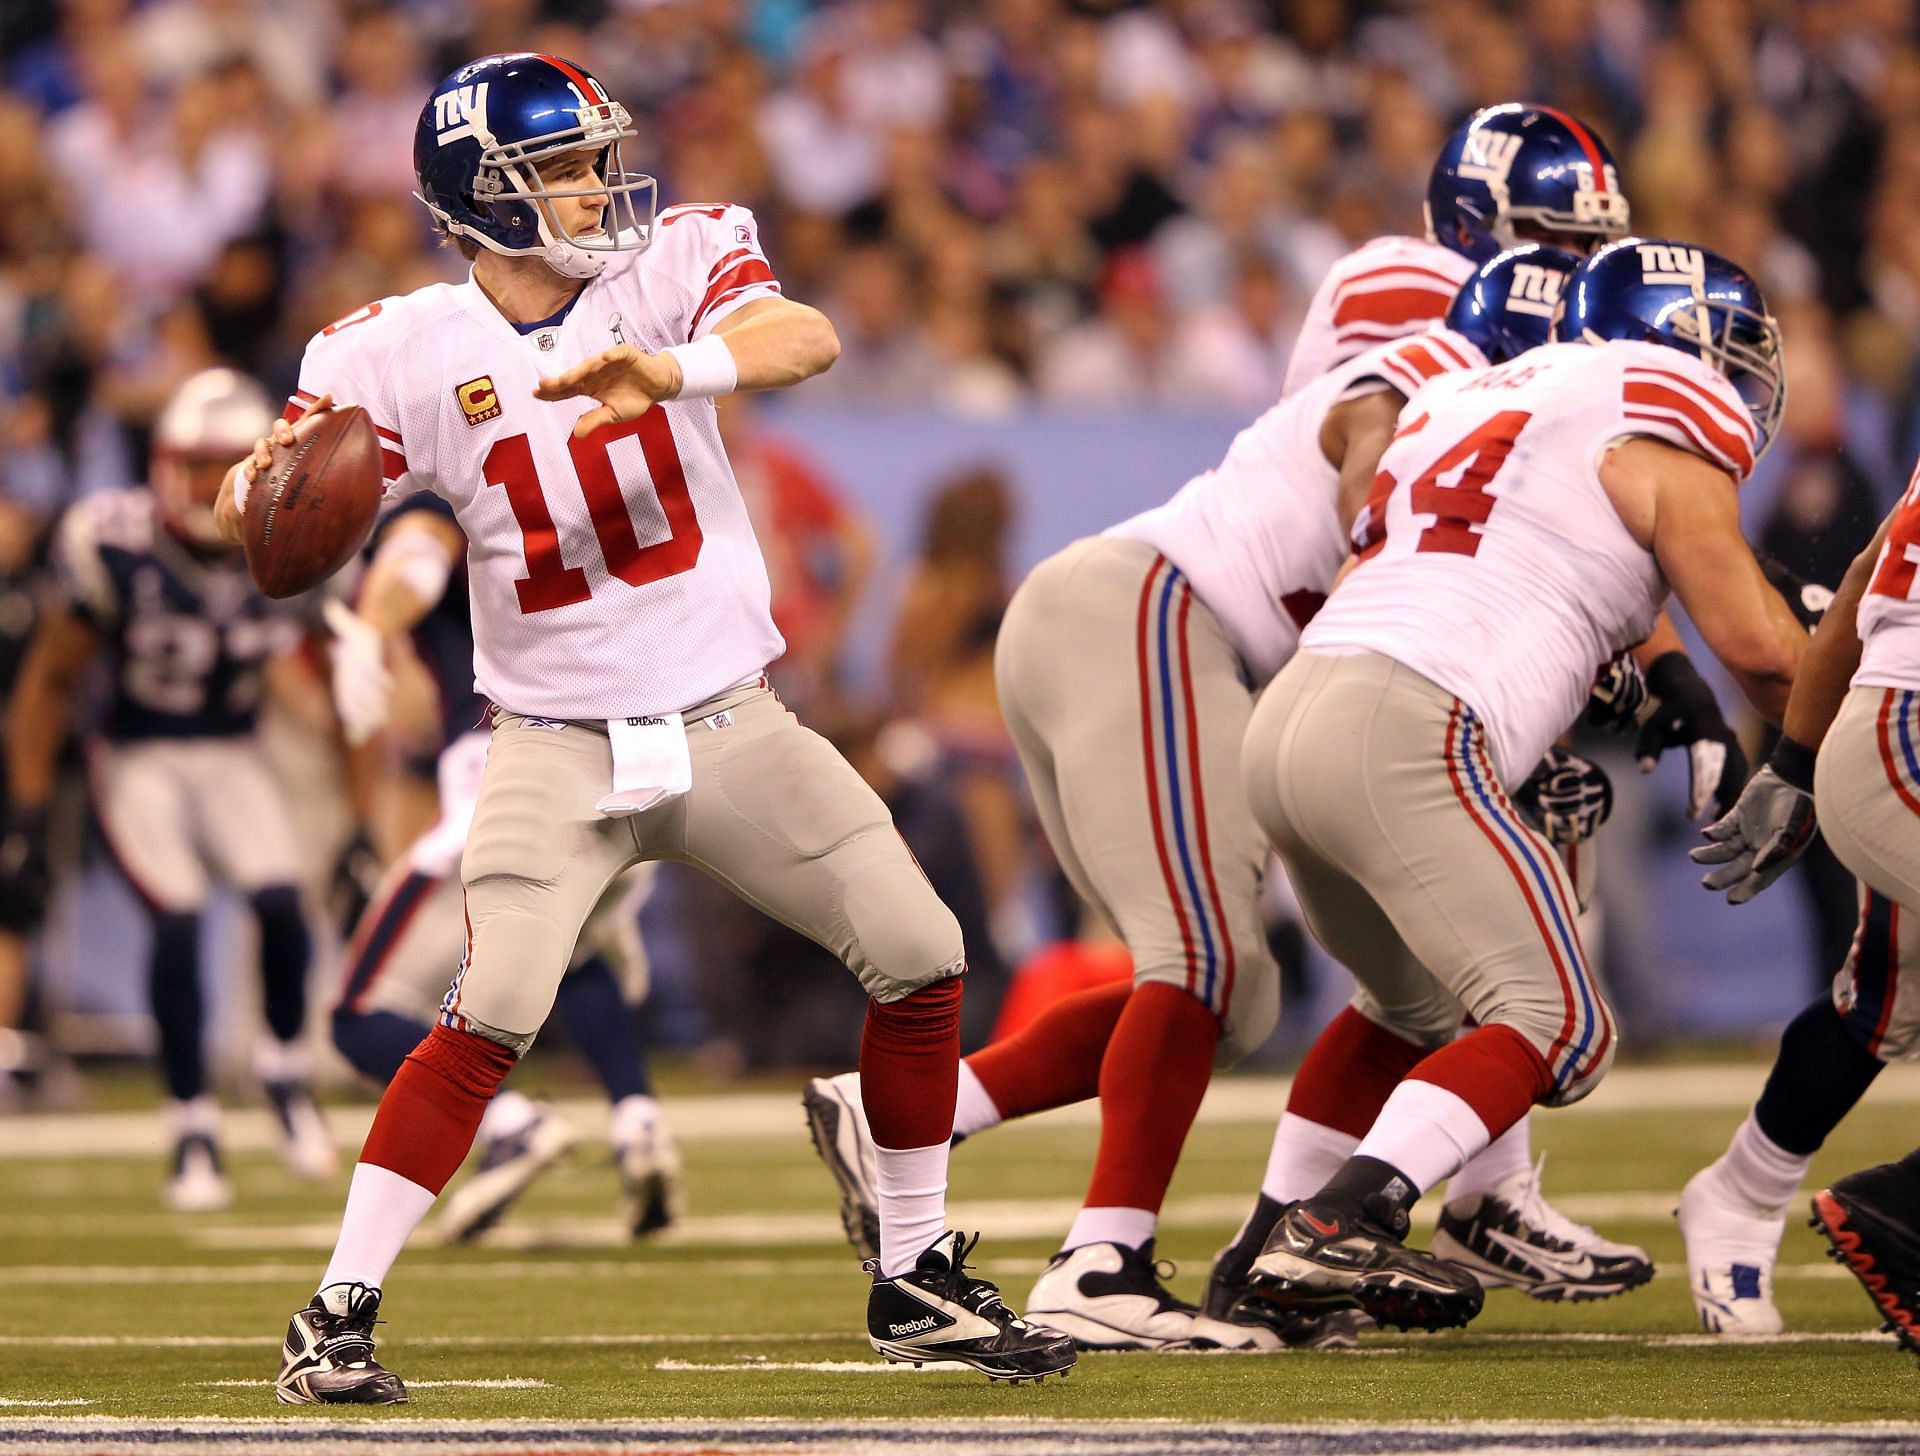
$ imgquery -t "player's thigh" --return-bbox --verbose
[679,690,962,1001]
[571,863,654,1003]
[337,863,466,1024]
[1001,537,1278,1054]
[453,714,640,1048]
[1257,652,1614,1103]
[89,741,208,913]
[1815,688,1920,911]
[188,741,303,892]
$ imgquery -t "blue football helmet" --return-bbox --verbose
[1427,103,1630,266]
[1556,237,1786,458]
[413,53,656,279]
[1446,243,1582,364]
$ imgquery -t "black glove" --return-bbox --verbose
[0,805,51,932]
[1515,747,1614,846]
[1759,557,1833,633]
[1636,651,1749,821]
[327,827,383,940]
[1585,652,1648,731]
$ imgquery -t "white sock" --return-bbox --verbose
[1445,1112,1532,1204]
[476,1088,539,1143]
[1716,1111,1810,1215]
[1063,1205,1157,1253]
[609,1093,662,1148]
[1259,1112,1360,1206]
[875,1141,950,1278]
[952,1062,1002,1139]
[1354,1080,1494,1194]
[168,1095,221,1139]
[319,1162,439,1293]
[252,1037,310,1085]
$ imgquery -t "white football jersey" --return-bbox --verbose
[1281,236,1478,398]
[1107,328,1485,687]
[1856,457,1920,693]
[286,202,786,719]
[1304,339,1760,785]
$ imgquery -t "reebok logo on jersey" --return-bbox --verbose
[457,377,501,426]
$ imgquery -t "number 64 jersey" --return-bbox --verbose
[286,203,786,720]
[1302,338,1759,786]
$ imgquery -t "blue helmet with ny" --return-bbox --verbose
[1446,243,1583,364]
[413,52,657,280]
[1556,237,1786,459]
[1427,103,1631,266]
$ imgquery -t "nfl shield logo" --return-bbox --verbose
[535,330,558,352]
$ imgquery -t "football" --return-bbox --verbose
[242,405,383,599]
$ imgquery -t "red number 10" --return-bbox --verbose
[484,412,704,614]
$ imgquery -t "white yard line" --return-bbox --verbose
[9,1063,1920,1160]
[0,1400,90,1408]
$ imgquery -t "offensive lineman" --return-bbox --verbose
[1239,238,1810,1330]
[223,53,1071,1403]
[2,370,333,1208]
[1683,459,1920,1333]
[325,494,682,1242]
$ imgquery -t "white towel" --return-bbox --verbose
[596,713,693,817]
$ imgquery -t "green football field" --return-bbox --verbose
[3,1058,1918,1454]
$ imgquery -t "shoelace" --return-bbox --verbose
[314,1282,382,1362]
[937,1232,1012,1317]
[1513,1153,1603,1248]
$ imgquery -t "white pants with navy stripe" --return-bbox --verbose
[994,536,1281,1064]
[1243,649,1617,1106]
[1816,687,1920,1061]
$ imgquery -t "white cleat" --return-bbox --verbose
[165,1132,234,1213]
[265,1080,340,1181]
[437,1104,577,1243]
[1433,1156,1654,1301]
[613,1096,684,1237]
[1676,1163,1787,1334]
[802,1071,879,1262]
[1026,1240,1280,1351]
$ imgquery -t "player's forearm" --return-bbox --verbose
[1778,526,1883,753]
[5,667,74,809]
[709,302,840,393]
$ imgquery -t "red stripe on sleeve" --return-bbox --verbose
[690,260,778,334]
[380,447,408,481]
[1623,383,1754,474]
[1332,284,1455,330]
[1625,366,1752,435]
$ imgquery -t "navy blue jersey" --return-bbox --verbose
[52,490,307,742]
[371,494,486,751]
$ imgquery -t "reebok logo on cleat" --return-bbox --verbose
[890,1316,941,1336]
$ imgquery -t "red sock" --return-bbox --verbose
[1406,1024,1554,1138]
[1083,983,1220,1212]
[968,979,1131,1120]
[861,977,963,1149]
[360,1023,517,1194]
[1286,1007,1429,1138]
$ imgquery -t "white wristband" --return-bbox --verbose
[663,336,738,401]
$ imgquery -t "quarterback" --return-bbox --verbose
[216,53,1072,1401]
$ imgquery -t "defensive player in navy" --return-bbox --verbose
[2,369,332,1209]
[217,54,1073,1403]
[326,492,681,1242]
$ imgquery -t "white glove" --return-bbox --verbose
[1689,764,1817,905]
[323,599,393,747]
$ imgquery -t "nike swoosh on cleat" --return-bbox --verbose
[1480,1228,1596,1280]
[1300,1212,1342,1238]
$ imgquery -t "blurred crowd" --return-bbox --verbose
[6,0,1920,1077]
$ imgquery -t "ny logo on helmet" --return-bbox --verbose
[1506,264,1566,319]
[1458,132,1523,189]
[1637,244,1706,292]
[434,83,490,146]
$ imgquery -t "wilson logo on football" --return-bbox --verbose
[457,377,502,426]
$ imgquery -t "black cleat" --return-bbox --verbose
[1204,1237,1370,1349]
[1247,1195,1484,1332]
[868,1231,1078,1383]
[275,1282,408,1405]
[1810,1162,1920,1362]
[1432,1161,1654,1303]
